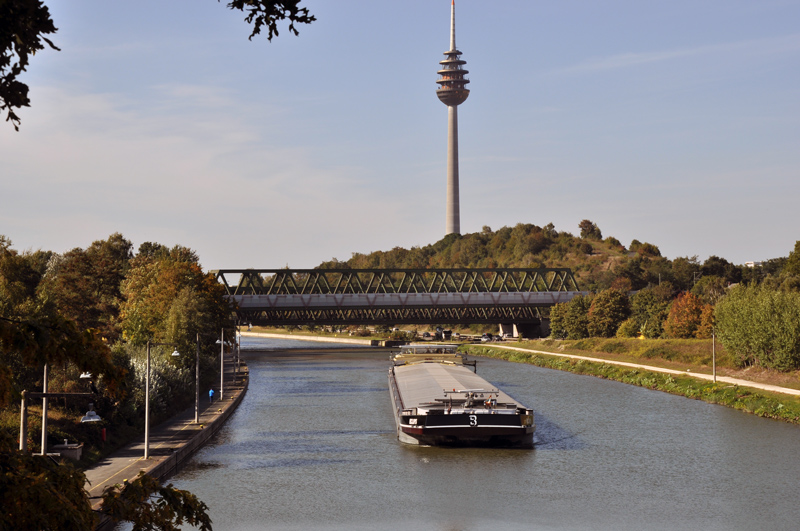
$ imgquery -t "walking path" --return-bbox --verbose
[85,357,248,530]
[489,344,800,397]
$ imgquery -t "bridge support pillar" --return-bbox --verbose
[501,322,545,339]
[498,323,515,338]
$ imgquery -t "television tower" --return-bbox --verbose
[436,0,470,235]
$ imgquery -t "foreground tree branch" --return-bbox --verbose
[1,0,315,130]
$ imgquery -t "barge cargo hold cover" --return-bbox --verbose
[388,345,534,447]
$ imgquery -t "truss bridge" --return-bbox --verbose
[214,268,587,336]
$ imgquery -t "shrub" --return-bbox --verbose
[616,318,639,338]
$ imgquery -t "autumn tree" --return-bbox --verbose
[663,292,704,339]
[120,246,232,360]
[695,304,715,339]
[587,288,630,338]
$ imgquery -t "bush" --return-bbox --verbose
[616,318,639,338]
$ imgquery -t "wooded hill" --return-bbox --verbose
[318,220,792,294]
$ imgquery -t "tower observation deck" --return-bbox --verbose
[437,0,469,236]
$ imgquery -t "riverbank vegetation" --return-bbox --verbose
[1,233,232,529]
[462,344,800,425]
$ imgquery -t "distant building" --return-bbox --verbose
[744,261,764,268]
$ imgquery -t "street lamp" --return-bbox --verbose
[171,335,201,424]
[145,340,179,459]
[80,403,102,423]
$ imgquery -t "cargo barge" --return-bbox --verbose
[388,344,534,447]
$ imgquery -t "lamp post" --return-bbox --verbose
[145,340,179,459]
[173,335,201,424]
[40,363,48,456]
[220,328,224,401]
[195,333,200,423]
[712,328,717,383]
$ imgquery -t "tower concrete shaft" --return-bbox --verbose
[436,0,469,236]
[446,105,460,235]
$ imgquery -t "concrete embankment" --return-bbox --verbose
[241,330,400,346]
[86,363,248,530]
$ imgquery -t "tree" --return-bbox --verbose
[587,288,630,338]
[2,1,315,130]
[549,295,591,340]
[701,255,742,284]
[38,233,133,341]
[548,302,568,339]
[627,283,674,339]
[0,434,212,530]
[691,275,727,306]
[695,304,715,339]
[578,220,602,240]
[1,234,216,530]
[120,248,231,358]
[0,0,59,130]
[671,256,700,291]
[715,284,800,370]
[663,292,704,339]
[783,241,800,277]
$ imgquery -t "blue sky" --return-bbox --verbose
[2,0,799,269]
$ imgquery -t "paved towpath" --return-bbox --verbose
[486,344,800,397]
[85,358,248,529]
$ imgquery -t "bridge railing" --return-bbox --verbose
[212,268,580,296]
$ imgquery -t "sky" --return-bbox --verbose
[2,0,799,270]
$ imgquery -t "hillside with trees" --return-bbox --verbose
[320,221,800,371]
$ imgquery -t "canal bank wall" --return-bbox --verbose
[88,363,249,530]
[241,330,406,347]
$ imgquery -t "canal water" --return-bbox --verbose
[168,337,800,530]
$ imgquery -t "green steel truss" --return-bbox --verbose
[213,268,579,296]
[213,268,580,326]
